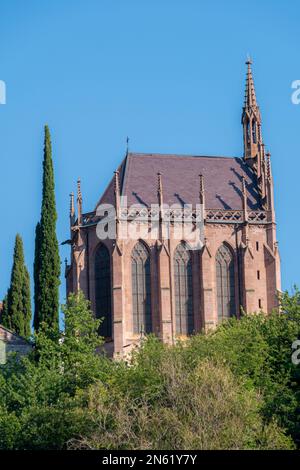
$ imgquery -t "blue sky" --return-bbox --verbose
[0,0,299,309]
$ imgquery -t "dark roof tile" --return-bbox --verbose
[96,153,261,211]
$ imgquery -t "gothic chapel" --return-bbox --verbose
[65,60,281,357]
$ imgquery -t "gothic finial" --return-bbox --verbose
[242,175,247,198]
[244,57,257,109]
[157,173,164,237]
[265,151,275,221]
[199,174,206,222]
[199,174,205,204]
[77,178,82,225]
[157,172,163,203]
[246,53,252,65]
[77,178,82,202]
[242,176,248,222]
[126,136,129,155]
[69,192,75,218]
[114,170,120,212]
[114,170,120,239]
[242,175,246,191]
[114,170,120,195]
[266,151,272,181]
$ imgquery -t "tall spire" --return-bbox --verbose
[242,58,268,208]
[242,57,262,167]
[244,57,258,110]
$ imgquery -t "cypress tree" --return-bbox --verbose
[33,221,41,331]
[33,125,60,331]
[22,265,32,338]
[0,294,8,326]
[4,234,32,338]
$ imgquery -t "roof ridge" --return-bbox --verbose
[128,152,242,160]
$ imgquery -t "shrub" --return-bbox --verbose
[72,341,293,450]
[1,290,299,450]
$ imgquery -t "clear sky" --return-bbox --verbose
[0,0,299,311]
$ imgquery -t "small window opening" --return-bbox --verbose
[252,121,257,143]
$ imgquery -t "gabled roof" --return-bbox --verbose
[0,324,32,344]
[95,152,261,212]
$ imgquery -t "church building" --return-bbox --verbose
[65,60,281,357]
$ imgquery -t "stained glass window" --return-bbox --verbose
[131,241,152,334]
[216,244,236,321]
[95,244,112,337]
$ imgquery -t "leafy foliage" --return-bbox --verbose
[0,292,108,449]
[77,341,292,450]
[177,289,300,445]
[1,291,300,449]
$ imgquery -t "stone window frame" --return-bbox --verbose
[94,242,113,338]
[215,242,237,322]
[131,240,152,335]
[173,241,194,336]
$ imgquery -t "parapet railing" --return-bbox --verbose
[77,207,269,226]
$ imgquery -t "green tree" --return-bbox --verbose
[1,291,300,450]
[71,338,293,450]
[0,294,8,326]
[3,235,31,338]
[33,222,41,331]
[180,290,300,446]
[33,125,60,332]
[0,292,106,450]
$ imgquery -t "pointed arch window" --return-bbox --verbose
[246,120,251,144]
[216,244,236,321]
[174,243,194,335]
[131,241,152,334]
[252,120,257,143]
[95,244,112,337]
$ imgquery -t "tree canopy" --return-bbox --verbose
[1,290,300,450]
